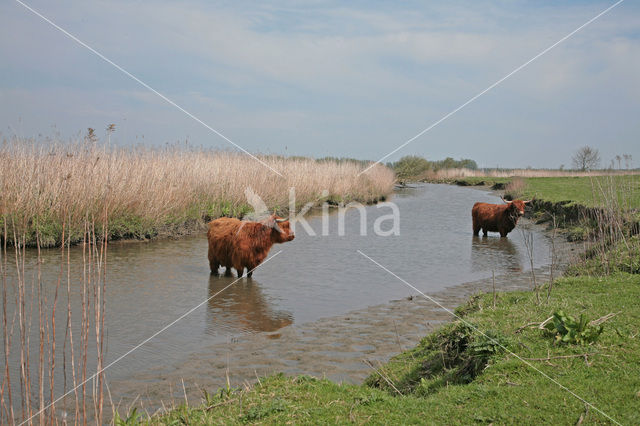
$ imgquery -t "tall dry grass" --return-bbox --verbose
[0,137,395,246]
[583,176,640,275]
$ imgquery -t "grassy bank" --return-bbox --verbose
[504,176,640,208]
[150,274,639,425]
[0,138,395,246]
[432,175,640,209]
[142,174,640,425]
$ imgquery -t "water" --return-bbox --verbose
[1,184,552,416]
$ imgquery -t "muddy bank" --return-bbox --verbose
[108,221,578,415]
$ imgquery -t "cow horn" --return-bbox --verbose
[275,218,287,223]
[500,196,511,204]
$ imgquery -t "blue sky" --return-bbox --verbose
[1,0,638,168]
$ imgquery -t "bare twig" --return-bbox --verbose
[205,398,238,412]
[589,312,621,327]
[538,316,554,330]
[576,404,589,426]
[514,316,553,333]
[492,270,497,308]
[522,353,607,362]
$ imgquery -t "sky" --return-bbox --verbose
[1,0,639,169]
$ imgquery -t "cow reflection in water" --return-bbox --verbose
[206,275,293,335]
[471,236,522,273]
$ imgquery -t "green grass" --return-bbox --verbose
[518,176,640,208]
[446,175,640,209]
[148,274,640,425]
[501,176,639,209]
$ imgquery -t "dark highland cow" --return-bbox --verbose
[472,197,532,237]
[207,214,294,277]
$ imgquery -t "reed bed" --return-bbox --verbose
[582,175,640,275]
[0,138,395,246]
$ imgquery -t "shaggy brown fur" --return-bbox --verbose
[472,199,531,238]
[207,215,294,277]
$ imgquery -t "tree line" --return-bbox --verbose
[389,156,478,179]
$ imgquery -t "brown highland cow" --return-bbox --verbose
[207,214,294,277]
[472,197,532,237]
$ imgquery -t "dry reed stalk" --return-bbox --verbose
[14,225,31,422]
[520,228,539,304]
[587,175,639,273]
[36,228,44,426]
[1,219,16,424]
[547,215,557,302]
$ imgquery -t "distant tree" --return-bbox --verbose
[459,158,478,170]
[623,154,633,169]
[392,155,431,179]
[572,146,600,171]
[615,155,622,169]
[440,157,456,169]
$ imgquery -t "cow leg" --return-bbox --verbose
[246,260,260,278]
[209,257,220,275]
[500,230,508,238]
[482,228,488,236]
[472,220,480,236]
[235,266,244,278]
[224,267,232,277]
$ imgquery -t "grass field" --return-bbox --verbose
[441,175,640,209]
[511,176,640,208]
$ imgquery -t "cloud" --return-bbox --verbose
[1,0,639,168]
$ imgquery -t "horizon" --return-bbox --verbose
[1,1,639,170]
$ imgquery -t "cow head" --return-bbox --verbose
[502,198,532,219]
[263,215,295,243]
